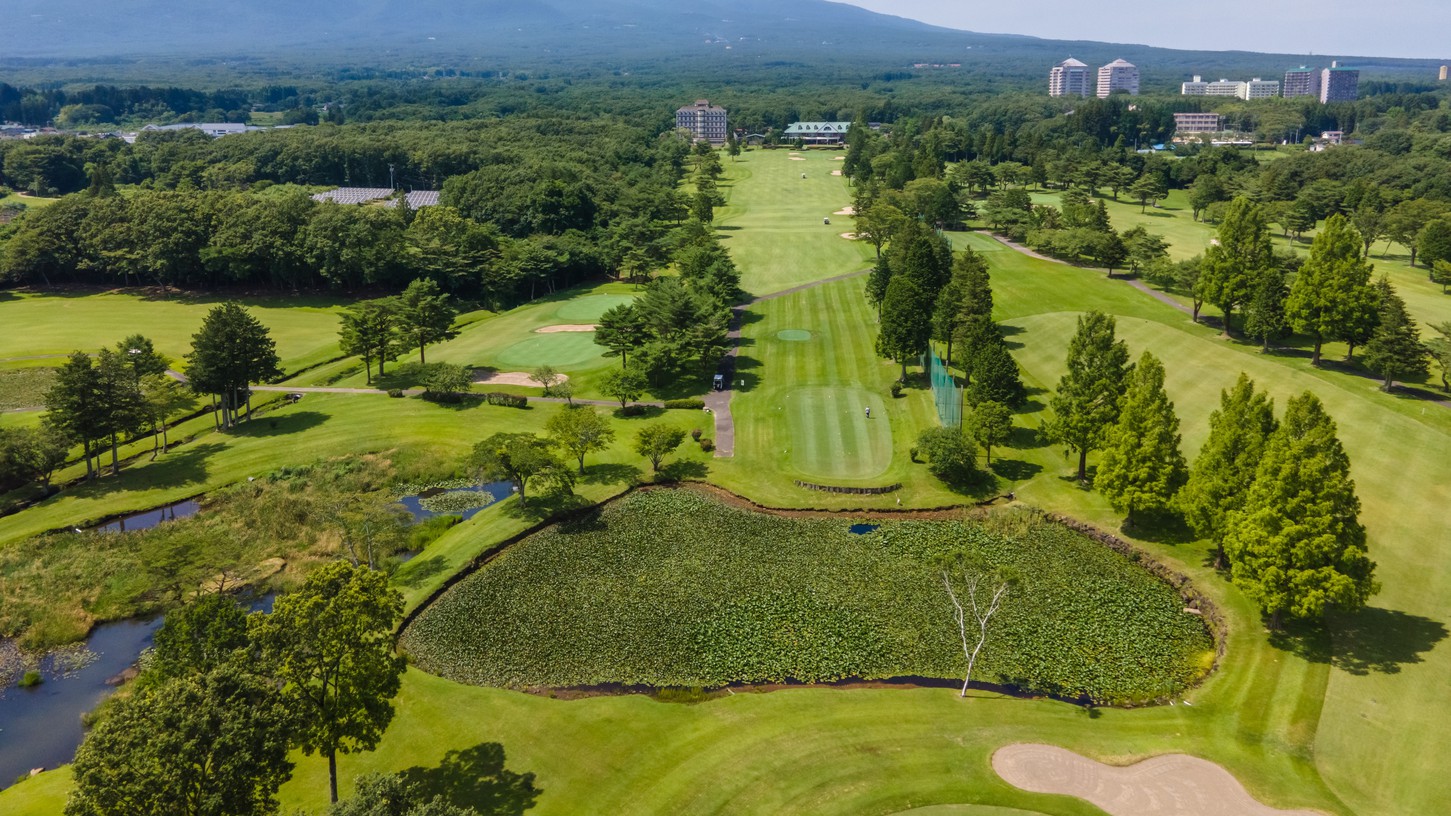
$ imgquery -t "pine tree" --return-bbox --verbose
[966,339,1026,408]
[1198,197,1273,336]
[1286,214,1376,366]
[877,275,933,380]
[1362,277,1430,391]
[1177,374,1277,568]
[1244,265,1288,352]
[1094,352,1187,525]
[1222,393,1377,627]
[1045,311,1132,482]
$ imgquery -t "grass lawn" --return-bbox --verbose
[715,149,875,297]
[290,284,648,401]
[0,366,57,411]
[0,290,348,376]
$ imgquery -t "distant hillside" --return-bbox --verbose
[4,0,1440,84]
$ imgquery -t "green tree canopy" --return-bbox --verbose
[1286,214,1376,366]
[1362,277,1430,391]
[546,407,615,474]
[395,278,459,365]
[1045,311,1132,481]
[1093,351,1187,524]
[1178,373,1277,568]
[1198,196,1273,336]
[1223,393,1377,627]
[467,432,570,507]
[186,302,283,428]
[634,423,687,473]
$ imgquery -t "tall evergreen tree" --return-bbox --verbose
[44,351,105,480]
[877,275,933,380]
[395,278,458,365]
[1286,214,1376,366]
[94,347,148,475]
[1198,197,1273,336]
[1244,264,1289,352]
[1223,393,1377,627]
[186,303,283,429]
[1178,374,1278,569]
[966,339,1026,408]
[932,249,992,368]
[1045,311,1132,482]
[338,299,401,384]
[593,303,649,370]
[1362,277,1430,391]
[1094,352,1187,525]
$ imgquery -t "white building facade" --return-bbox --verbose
[1097,59,1140,98]
[1050,58,1092,97]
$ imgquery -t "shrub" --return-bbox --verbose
[663,398,706,410]
[18,671,42,688]
[699,438,715,452]
[915,427,978,481]
[690,428,703,441]
[483,392,528,408]
[387,389,405,398]
[619,405,647,417]
[890,381,903,398]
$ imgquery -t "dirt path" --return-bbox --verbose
[993,744,1323,816]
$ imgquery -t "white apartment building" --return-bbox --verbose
[1049,58,1092,97]
[1182,76,1280,100]
[1241,78,1280,99]
[1173,112,1226,134]
[1097,59,1140,98]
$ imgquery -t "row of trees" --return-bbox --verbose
[338,279,460,381]
[1043,311,1376,626]
[66,562,411,814]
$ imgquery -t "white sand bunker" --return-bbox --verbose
[473,371,572,387]
[834,206,855,215]
[535,324,596,333]
[839,232,858,240]
[831,169,843,176]
[993,745,1321,816]
[790,156,807,161]
[834,155,846,160]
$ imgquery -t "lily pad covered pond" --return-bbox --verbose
[401,489,1215,704]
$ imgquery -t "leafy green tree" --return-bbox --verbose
[1223,393,1377,627]
[1178,374,1278,568]
[600,366,647,408]
[1286,214,1376,366]
[339,299,402,384]
[594,303,649,370]
[66,665,295,816]
[966,339,1026,408]
[1128,174,1167,213]
[914,427,978,482]
[1198,197,1273,336]
[1187,174,1226,222]
[1384,199,1449,267]
[252,562,406,804]
[94,347,148,475]
[1362,278,1430,391]
[1089,229,1128,276]
[1427,322,1451,392]
[395,279,458,365]
[0,422,69,493]
[932,249,992,368]
[150,593,251,681]
[852,201,904,262]
[1432,259,1451,294]
[528,365,562,396]
[1122,226,1169,277]
[876,275,933,380]
[963,401,1013,464]
[468,432,570,507]
[1350,204,1385,259]
[44,351,106,480]
[1094,352,1187,525]
[634,423,687,473]
[186,303,283,429]
[328,773,481,816]
[420,363,473,400]
[1244,265,1289,352]
[1278,200,1317,243]
[1417,220,1451,279]
[1045,311,1132,482]
[138,373,198,456]
[547,407,615,473]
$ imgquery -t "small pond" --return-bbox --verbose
[95,499,201,533]
[848,523,880,535]
[0,593,274,790]
[397,482,515,523]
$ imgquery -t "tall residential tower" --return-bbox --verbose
[1320,62,1360,102]
[1097,59,1140,98]
[676,100,728,144]
[1049,58,1091,97]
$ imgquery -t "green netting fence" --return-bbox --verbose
[920,349,962,428]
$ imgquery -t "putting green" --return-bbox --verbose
[777,329,813,341]
[553,294,636,322]
[785,386,892,481]
[493,333,602,368]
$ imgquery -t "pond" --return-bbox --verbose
[848,523,880,535]
[0,593,274,790]
[95,498,201,533]
[397,482,515,523]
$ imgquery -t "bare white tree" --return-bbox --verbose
[940,555,1016,698]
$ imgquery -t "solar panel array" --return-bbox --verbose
[311,188,441,209]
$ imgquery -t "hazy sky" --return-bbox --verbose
[837,1,1449,60]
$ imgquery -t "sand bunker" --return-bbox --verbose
[790,157,807,161]
[535,324,596,333]
[993,745,1322,816]
[839,232,858,240]
[831,169,843,176]
[473,371,572,388]
[834,156,846,160]
[834,206,855,215]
